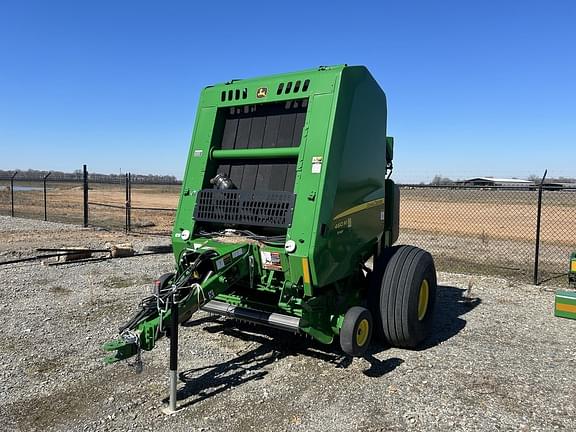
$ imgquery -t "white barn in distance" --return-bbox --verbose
[458,177,534,187]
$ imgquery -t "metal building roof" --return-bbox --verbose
[463,177,533,184]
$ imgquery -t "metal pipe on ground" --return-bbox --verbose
[0,251,89,266]
[45,250,173,266]
[36,248,111,253]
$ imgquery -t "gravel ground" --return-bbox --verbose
[1,215,575,431]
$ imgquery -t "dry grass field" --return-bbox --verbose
[399,187,576,282]
[1,182,575,282]
[401,187,576,245]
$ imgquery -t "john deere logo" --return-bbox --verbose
[256,87,268,98]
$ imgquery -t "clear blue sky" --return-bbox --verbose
[1,1,574,182]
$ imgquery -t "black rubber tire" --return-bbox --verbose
[372,245,437,348]
[339,306,373,357]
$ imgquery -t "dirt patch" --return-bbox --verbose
[49,285,72,295]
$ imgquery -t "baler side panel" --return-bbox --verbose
[172,106,219,259]
[311,67,388,287]
[287,90,337,294]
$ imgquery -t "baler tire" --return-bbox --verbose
[376,245,436,348]
[340,306,373,357]
[368,246,399,343]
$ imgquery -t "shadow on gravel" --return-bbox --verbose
[419,284,481,350]
[175,337,277,409]
[362,353,404,378]
[176,318,404,408]
[176,321,341,408]
[175,285,476,407]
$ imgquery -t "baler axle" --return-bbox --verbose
[201,300,301,332]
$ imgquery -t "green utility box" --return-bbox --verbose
[555,290,576,320]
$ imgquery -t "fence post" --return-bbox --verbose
[83,164,88,227]
[43,171,51,221]
[10,171,18,217]
[533,169,547,285]
[128,172,132,232]
[125,174,129,233]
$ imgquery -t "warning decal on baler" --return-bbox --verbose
[260,251,282,270]
[215,254,232,270]
[232,248,245,258]
[312,156,323,173]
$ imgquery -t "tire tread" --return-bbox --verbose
[375,245,436,348]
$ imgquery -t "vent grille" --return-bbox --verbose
[221,88,248,102]
[194,189,296,228]
[277,79,310,95]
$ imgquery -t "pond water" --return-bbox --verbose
[0,186,46,192]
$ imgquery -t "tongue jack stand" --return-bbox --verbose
[162,292,179,414]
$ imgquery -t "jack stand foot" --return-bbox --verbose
[162,294,180,416]
[161,406,179,415]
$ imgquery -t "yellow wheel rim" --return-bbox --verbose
[356,318,370,347]
[418,279,429,321]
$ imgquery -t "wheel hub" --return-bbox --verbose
[417,279,429,321]
[356,318,370,346]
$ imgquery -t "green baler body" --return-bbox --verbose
[169,65,397,343]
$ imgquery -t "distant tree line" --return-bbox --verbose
[526,174,576,184]
[0,169,180,184]
[429,175,455,185]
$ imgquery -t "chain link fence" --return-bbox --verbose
[538,189,576,283]
[398,185,576,284]
[0,168,179,236]
[1,170,575,285]
[0,177,85,224]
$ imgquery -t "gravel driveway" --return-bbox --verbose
[1,216,575,431]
